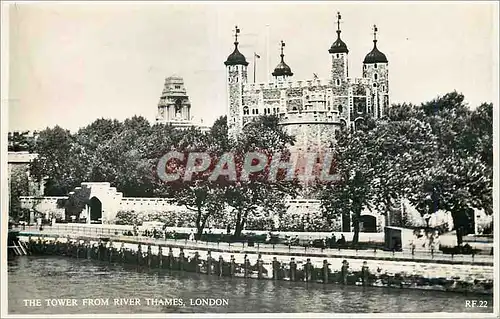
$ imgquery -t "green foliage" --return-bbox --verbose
[115,210,141,226]
[9,166,29,221]
[26,92,491,242]
[64,186,92,220]
[318,91,492,246]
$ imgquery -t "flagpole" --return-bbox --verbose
[266,24,270,82]
[254,53,256,83]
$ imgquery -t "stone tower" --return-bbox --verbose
[329,12,350,127]
[156,75,192,124]
[362,25,389,118]
[225,26,249,139]
[329,12,349,84]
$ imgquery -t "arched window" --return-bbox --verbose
[243,106,249,115]
[338,104,343,113]
[374,73,378,80]
[374,63,378,69]
[335,79,341,86]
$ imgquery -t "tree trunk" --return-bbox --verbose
[233,209,243,238]
[195,207,203,240]
[234,210,249,238]
[451,209,464,247]
[196,214,210,240]
[351,210,360,246]
[456,227,463,247]
[352,222,360,246]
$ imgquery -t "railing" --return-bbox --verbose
[16,224,493,265]
[18,224,385,242]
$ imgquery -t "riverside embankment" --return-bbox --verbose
[13,226,494,296]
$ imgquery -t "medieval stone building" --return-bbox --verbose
[223,13,391,232]
[224,13,389,153]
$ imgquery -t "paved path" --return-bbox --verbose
[17,225,493,266]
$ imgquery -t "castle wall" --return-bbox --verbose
[20,196,67,220]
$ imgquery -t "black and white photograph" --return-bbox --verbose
[2,1,498,317]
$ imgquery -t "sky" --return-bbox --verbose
[6,1,499,132]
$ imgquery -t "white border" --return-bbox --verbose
[1,1,499,318]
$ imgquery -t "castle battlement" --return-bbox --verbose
[243,78,332,92]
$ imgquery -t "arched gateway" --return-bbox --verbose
[89,196,102,223]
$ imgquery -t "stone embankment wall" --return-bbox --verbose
[20,235,493,295]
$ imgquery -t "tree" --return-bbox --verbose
[9,165,29,221]
[30,126,77,196]
[402,92,492,246]
[153,127,226,239]
[64,186,92,222]
[223,115,300,237]
[319,121,376,245]
[370,115,438,226]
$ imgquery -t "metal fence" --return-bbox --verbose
[16,224,493,265]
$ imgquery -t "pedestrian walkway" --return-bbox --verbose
[18,224,493,266]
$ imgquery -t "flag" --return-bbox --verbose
[255,53,261,59]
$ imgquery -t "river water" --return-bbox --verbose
[8,256,493,314]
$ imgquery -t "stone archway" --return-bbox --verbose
[354,117,365,130]
[359,214,377,233]
[89,197,102,224]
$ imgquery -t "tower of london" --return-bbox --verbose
[224,13,389,151]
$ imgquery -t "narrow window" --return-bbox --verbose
[336,53,340,59]
[357,102,364,113]
[374,73,378,80]
[374,63,378,69]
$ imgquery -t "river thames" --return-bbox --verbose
[7,256,493,314]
